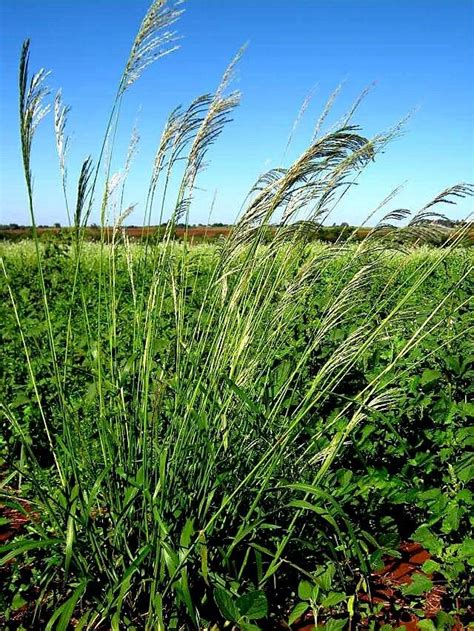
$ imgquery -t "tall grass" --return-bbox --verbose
[1,1,473,628]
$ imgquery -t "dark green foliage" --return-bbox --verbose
[1,243,473,628]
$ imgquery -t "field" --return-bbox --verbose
[1,1,473,628]
[1,237,473,629]
[1,225,473,246]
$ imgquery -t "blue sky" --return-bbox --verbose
[1,0,473,226]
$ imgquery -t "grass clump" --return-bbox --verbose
[1,2,473,629]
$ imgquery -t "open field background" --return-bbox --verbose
[1,224,473,245]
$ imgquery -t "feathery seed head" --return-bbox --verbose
[121,0,184,94]
[54,90,70,181]
[19,40,51,186]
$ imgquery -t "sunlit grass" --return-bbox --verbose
[0,1,472,628]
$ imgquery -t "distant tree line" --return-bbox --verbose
[1,219,472,246]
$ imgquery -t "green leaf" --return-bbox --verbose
[1,538,61,566]
[298,580,313,601]
[412,526,443,556]
[459,537,474,559]
[236,590,268,620]
[456,488,472,504]
[456,458,473,483]
[85,381,97,405]
[288,500,338,529]
[417,620,436,631]
[11,591,27,611]
[288,601,309,625]
[240,623,261,631]
[175,570,195,624]
[324,618,347,631]
[161,541,178,577]
[73,609,93,631]
[421,559,440,574]
[314,563,335,592]
[179,518,194,548]
[401,572,433,596]
[458,401,474,418]
[222,375,262,415]
[45,581,87,631]
[214,587,239,622]
[346,594,355,618]
[111,573,132,631]
[321,591,347,608]
[440,562,464,582]
[435,611,455,627]
[199,530,209,585]
[420,369,441,386]
[441,503,460,534]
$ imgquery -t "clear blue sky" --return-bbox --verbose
[1,0,473,226]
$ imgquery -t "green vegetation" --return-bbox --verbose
[1,1,473,629]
